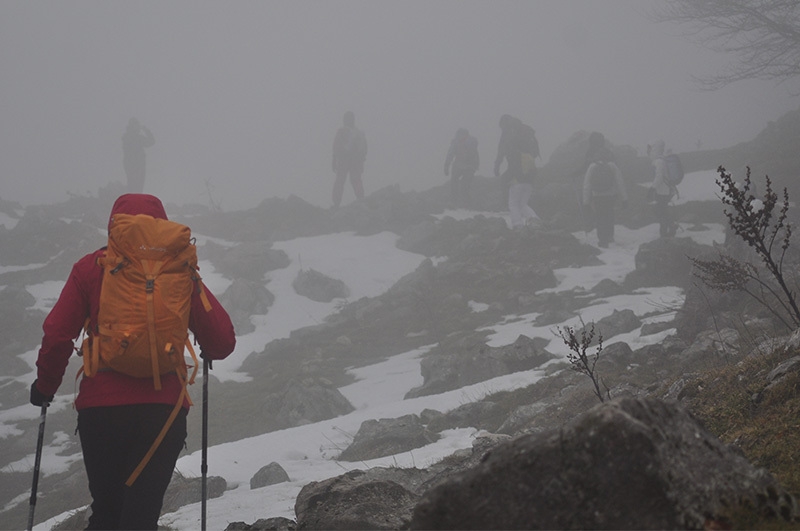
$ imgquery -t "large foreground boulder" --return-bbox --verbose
[410,397,798,530]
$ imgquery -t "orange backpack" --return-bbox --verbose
[81,212,212,485]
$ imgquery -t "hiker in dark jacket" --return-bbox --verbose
[494,115,523,185]
[444,128,479,208]
[122,118,155,194]
[30,194,236,530]
[582,148,627,248]
[332,111,367,208]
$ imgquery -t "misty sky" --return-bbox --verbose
[2,1,797,210]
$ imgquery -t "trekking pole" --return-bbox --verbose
[27,403,48,531]
[201,356,211,531]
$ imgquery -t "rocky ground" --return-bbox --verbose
[4,116,800,529]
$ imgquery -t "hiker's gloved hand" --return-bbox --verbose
[199,351,214,369]
[30,380,53,407]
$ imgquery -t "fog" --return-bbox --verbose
[2,1,796,210]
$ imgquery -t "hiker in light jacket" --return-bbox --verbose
[30,193,236,530]
[648,139,677,238]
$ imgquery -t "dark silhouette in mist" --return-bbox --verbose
[582,148,627,247]
[444,128,479,208]
[122,118,155,193]
[331,111,367,208]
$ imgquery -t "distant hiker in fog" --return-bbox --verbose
[331,111,367,208]
[573,132,613,232]
[494,114,541,228]
[122,118,155,194]
[582,132,610,170]
[648,139,677,238]
[444,128,479,208]
[582,147,627,248]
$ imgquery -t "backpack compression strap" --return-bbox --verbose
[141,259,166,390]
[125,339,198,486]
[125,383,187,486]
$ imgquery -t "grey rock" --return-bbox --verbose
[162,474,227,514]
[406,334,555,398]
[220,277,275,334]
[205,241,290,281]
[224,517,297,530]
[593,308,642,338]
[295,469,423,530]
[767,355,800,383]
[496,401,549,435]
[627,236,712,289]
[592,278,624,297]
[292,268,350,302]
[427,401,501,433]
[250,462,291,489]
[338,414,439,462]
[274,379,354,429]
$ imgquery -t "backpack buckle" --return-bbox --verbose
[145,279,155,292]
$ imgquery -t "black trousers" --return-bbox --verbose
[655,194,675,237]
[449,169,474,207]
[591,195,618,246]
[78,404,187,530]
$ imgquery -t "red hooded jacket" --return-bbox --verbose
[35,194,236,410]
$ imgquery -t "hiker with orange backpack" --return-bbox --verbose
[30,193,235,530]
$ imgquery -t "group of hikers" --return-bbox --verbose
[121,112,680,248]
[30,115,681,530]
[575,135,680,246]
[439,115,679,246]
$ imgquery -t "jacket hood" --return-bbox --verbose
[109,194,168,230]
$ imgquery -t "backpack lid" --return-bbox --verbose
[109,214,192,263]
[109,194,168,229]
